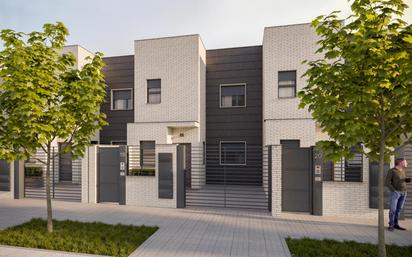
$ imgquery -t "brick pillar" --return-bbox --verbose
[271,145,282,217]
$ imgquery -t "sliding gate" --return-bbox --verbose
[183,144,271,211]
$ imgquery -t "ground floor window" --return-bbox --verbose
[220,141,246,165]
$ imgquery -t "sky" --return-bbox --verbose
[1,0,411,57]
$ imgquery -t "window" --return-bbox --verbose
[220,84,246,108]
[147,79,161,104]
[111,89,132,110]
[111,141,127,145]
[220,141,246,165]
[140,141,155,168]
[278,71,296,98]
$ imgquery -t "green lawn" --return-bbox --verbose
[0,218,158,257]
[286,238,412,257]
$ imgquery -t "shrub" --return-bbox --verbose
[24,166,43,177]
[129,168,155,176]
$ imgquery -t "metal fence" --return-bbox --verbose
[185,144,271,210]
[24,147,82,202]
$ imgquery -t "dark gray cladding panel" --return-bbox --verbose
[158,153,173,199]
[205,46,263,186]
[206,46,262,146]
[100,55,134,144]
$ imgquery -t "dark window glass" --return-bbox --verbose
[220,142,246,165]
[147,79,161,104]
[278,71,296,98]
[112,89,132,110]
[220,85,245,107]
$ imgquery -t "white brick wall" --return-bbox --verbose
[263,24,320,147]
[265,119,316,147]
[271,145,282,217]
[133,35,204,124]
[322,154,389,218]
[126,144,177,208]
[86,145,98,203]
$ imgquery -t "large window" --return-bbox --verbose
[147,79,161,104]
[220,84,246,108]
[278,71,296,98]
[220,141,246,165]
[140,141,155,168]
[111,89,132,110]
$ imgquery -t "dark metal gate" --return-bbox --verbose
[98,147,120,202]
[0,160,10,191]
[184,145,270,211]
[24,147,82,201]
[404,145,412,218]
[281,146,312,212]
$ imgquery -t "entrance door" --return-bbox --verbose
[98,147,120,202]
[0,160,9,191]
[59,143,72,182]
[282,146,312,212]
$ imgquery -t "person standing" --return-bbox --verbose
[386,158,411,231]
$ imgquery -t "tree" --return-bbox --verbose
[0,22,107,233]
[299,0,412,256]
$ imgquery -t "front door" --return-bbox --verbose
[98,147,120,202]
[282,146,312,212]
[59,143,72,182]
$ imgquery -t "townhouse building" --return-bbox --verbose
[1,23,411,218]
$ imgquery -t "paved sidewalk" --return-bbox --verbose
[0,199,411,257]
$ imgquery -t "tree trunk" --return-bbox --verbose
[45,144,53,233]
[378,138,386,257]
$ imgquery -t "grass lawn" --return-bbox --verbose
[0,218,158,257]
[286,238,412,257]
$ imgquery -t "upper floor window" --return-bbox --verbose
[220,141,246,165]
[147,79,161,104]
[220,84,246,108]
[111,89,132,110]
[278,71,296,98]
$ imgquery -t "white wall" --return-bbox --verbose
[126,144,177,208]
[263,24,320,147]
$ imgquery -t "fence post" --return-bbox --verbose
[268,145,272,212]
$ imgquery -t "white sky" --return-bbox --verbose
[0,0,411,56]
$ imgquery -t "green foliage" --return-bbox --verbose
[286,237,412,257]
[0,22,107,161]
[129,168,156,176]
[299,0,412,162]
[24,166,43,177]
[0,218,158,257]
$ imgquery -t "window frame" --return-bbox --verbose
[219,83,247,108]
[110,140,127,145]
[219,141,247,166]
[278,70,297,99]
[110,88,133,111]
[147,79,161,104]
